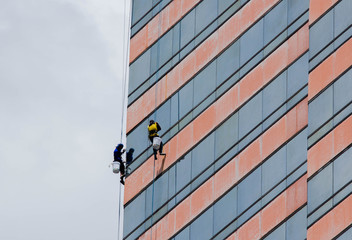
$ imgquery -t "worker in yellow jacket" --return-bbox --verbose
[148,120,166,160]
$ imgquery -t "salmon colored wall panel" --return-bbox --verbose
[193,105,217,143]
[167,209,176,238]
[262,193,287,234]
[227,175,307,240]
[125,26,308,204]
[195,33,219,69]
[239,66,264,104]
[181,0,199,15]
[286,174,307,214]
[127,0,284,134]
[307,115,352,177]
[262,117,286,159]
[175,197,191,232]
[308,38,352,101]
[309,0,338,24]
[214,159,238,198]
[237,214,261,240]
[215,85,240,123]
[190,178,214,217]
[237,139,262,179]
[307,194,352,240]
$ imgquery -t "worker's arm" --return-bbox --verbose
[156,122,161,131]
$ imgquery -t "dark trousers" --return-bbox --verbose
[149,136,163,159]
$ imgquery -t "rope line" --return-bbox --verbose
[117,0,132,239]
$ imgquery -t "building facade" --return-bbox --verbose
[124,0,352,239]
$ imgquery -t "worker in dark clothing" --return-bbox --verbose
[148,120,166,160]
[126,148,134,165]
[113,144,126,184]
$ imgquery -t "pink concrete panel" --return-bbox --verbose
[308,38,352,101]
[307,194,352,240]
[307,115,352,177]
[190,178,214,217]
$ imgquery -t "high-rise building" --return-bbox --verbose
[124,0,352,239]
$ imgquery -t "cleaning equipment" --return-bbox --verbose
[112,162,120,174]
[152,136,162,150]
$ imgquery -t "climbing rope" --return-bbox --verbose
[117,0,132,239]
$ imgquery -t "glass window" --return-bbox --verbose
[216,41,240,86]
[168,165,176,199]
[218,0,234,14]
[262,147,286,193]
[287,53,308,98]
[308,86,333,134]
[334,0,352,36]
[179,81,194,118]
[159,31,173,66]
[333,147,352,191]
[239,93,263,139]
[180,9,195,48]
[124,191,146,235]
[310,11,334,57]
[264,0,288,45]
[288,0,309,24]
[176,152,192,192]
[286,206,307,240]
[190,207,214,240]
[175,226,190,240]
[173,23,181,55]
[263,72,287,119]
[286,129,307,173]
[132,0,153,24]
[193,61,217,106]
[238,167,262,214]
[308,164,333,213]
[191,133,215,178]
[195,0,218,34]
[240,19,264,65]
[213,186,237,233]
[155,100,171,132]
[127,118,149,158]
[333,69,352,114]
[170,93,179,125]
[129,49,151,94]
[215,113,239,158]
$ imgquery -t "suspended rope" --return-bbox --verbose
[117,0,132,239]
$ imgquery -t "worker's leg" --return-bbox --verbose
[153,148,157,160]
[159,141,166,155]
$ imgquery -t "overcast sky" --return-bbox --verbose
[0,0,129,239]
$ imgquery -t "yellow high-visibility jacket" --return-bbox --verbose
[148,122,161,137]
